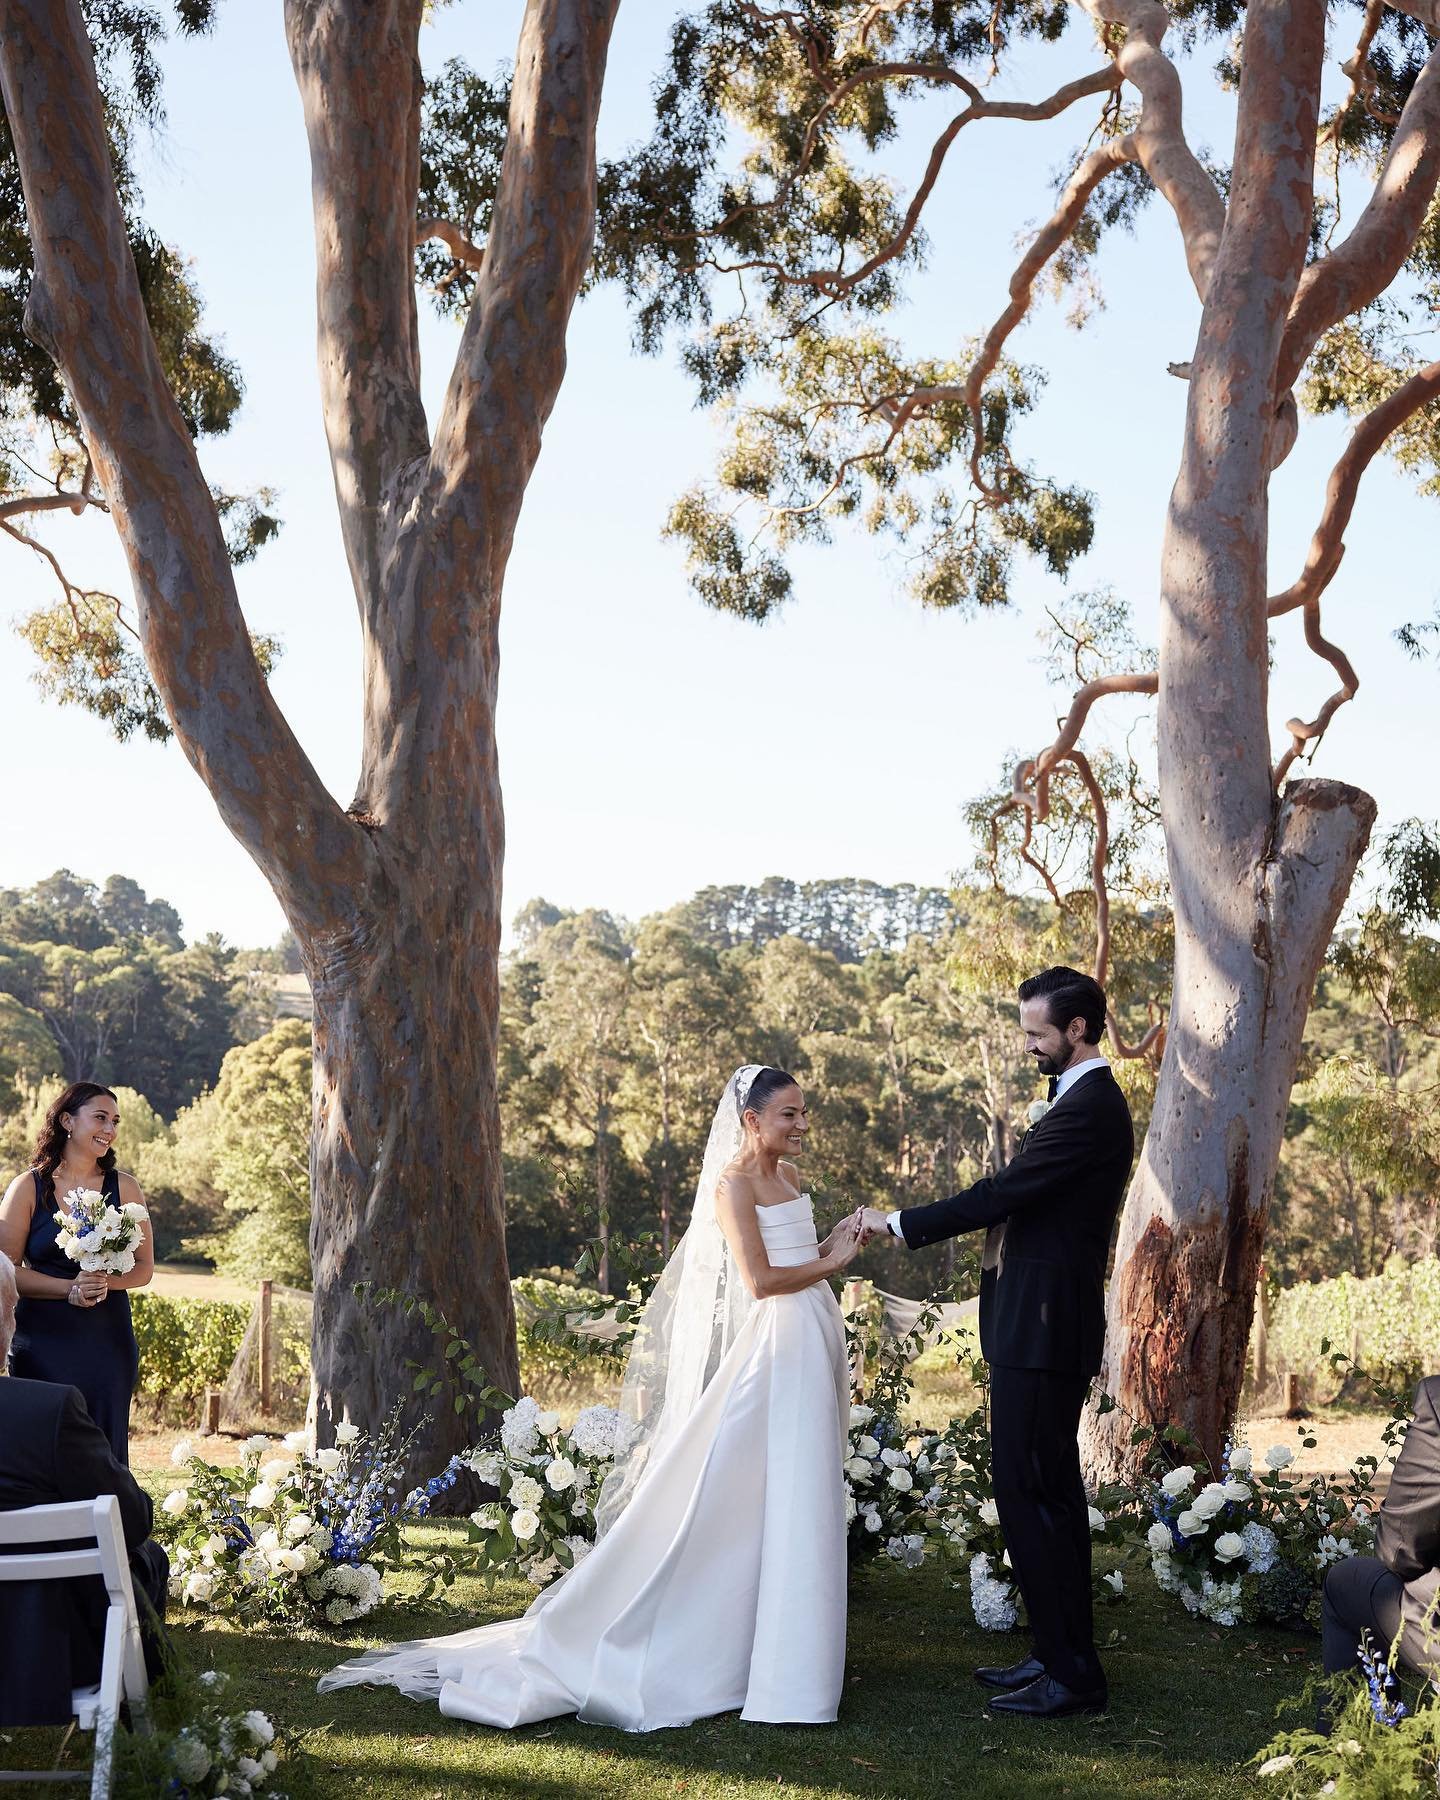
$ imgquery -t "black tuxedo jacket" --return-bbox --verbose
[0,1378,164,1725]
[897,1065,1134,1377]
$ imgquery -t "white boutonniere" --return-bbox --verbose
[1026,1099,1053,1127]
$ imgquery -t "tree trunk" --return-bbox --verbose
[307,866,518,1450]
[1082,2,1375,1483]
[0,0,619,1487]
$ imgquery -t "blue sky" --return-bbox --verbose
[2,4,1435,948]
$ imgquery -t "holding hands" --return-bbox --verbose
[67,1272,108,1308]
[820,1205,898,1268]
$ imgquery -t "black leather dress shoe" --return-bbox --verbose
[973,1656,1045,1691]
[986,1674,1108,1718]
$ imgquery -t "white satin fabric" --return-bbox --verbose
[318,1195,851,1732]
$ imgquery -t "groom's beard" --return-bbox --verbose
[1033,1041,1078,1079]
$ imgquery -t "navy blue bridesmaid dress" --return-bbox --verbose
[9,1167,140,1464]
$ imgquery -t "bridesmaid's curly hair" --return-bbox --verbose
[32,1082,119,1196]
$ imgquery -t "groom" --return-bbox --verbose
[860,965,1134,1719]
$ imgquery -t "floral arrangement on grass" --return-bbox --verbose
[114,1667,311,1800]
[54,1187,147,1274]
[1141,1435,1375,1628]
[843,1400,964,1571]
[159,1412,463,1625]
[1250,1635,1439,1795]
[459,1396,631,1588]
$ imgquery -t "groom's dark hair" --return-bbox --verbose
[1018,966,1107,1044]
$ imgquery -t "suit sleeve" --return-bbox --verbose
[897,1102,1099,1248]
[53,1386,154,1553]
[1376,1380,1440,1584]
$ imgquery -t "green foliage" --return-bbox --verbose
[198,1019,313,1284]
[1250,1664,1439,1796]
[130,1291,248,1411]
[1269,1264,1440,1394]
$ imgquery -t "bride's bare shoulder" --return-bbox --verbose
[716,1162,755,1208]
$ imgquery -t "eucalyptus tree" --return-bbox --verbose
[0,0,619,1457]
[593,0,1440,1472]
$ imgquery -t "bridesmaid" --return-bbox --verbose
[0,1083,153,1463]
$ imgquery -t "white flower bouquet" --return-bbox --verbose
[53,1187,147,1274]
[1142,1438,1375,1628]
[460,1396,630,1589]
[843,1402,967,1572]
[160,1411,463,1626]
[113,1666,296,1800]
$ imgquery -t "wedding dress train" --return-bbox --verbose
[318,1195,850,1732]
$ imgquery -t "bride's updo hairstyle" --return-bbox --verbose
[738,1066,799,1123]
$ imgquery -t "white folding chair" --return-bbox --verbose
[0,1495,151,1798]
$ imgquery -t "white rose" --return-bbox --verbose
[285,1514,314,1541]
[1087,1506,1106,1532]
[1146,1522,1173,1553]
[202,1532,228,1564]
[121,1201,148,1222]
[887,1468,914,1493]
[170,1437,194,1466]
[259,1458,294,1486]
[334,1421,361,1445]
[1264,1444,1295,1471]
[545,1458,577,1492]
[845,1457,873,1482]
[1221,1480,1252,1503]
[1176,1509,1207,1537]
[864,1510,883,1533]
[243,1711,276,1746]
[182,1570,215,1604]
[1026,1099,1052,1126]
[1190,1491,1225,1521]
[856,1435,880,1459]
[1258,1755,1295,1777]
[237,1758,263,1782]
[1214,1531,1245,1564]
[978,1499,1000,1527]
[535,1410,561,1436]
[161,1488,189,1516]
[1102,1570,1124,1594]
[511,1508,540,1541]
[314,1448,343,1475]
[849,1404,875,1428]
[880,1448,907,1469]
[242,1435,270,1458]
[1228,1446,1253,1473]
[283,1430,312,1453]
[1160,1465,1196,1497]
[261,1750,279,1774]
[257,1529,281,1553]
[248,1483,276,1509]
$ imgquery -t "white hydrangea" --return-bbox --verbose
[526,1554,561,1587]
[564,1535,592,1565]
[968,1552,1019,1631]
[510,1474,544,1511]
[1150,1551,1180,1594]
[569,1405,626,1461]
[169,1730,212,1784]
[501,1397,542,1458]
[470,1504,504,1531]
[862,1507,883,1534]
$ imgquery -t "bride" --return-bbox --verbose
[319,1064,865,1732]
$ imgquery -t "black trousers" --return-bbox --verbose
[1321,1555,1404,1675]
[988,1364,1102,1693]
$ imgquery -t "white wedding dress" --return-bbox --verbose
[318,1194,850,1732]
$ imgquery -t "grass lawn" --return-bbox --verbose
[3,1484,1324,1800]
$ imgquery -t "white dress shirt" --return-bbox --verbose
[886,1056,1110,1236]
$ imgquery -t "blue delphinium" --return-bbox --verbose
[1358,1637,1409,1727]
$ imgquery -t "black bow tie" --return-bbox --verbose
[1047,1077,1059,1101]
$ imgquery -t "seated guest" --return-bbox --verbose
[1321,1374,1440,1690]
[0,1250,169,1727]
